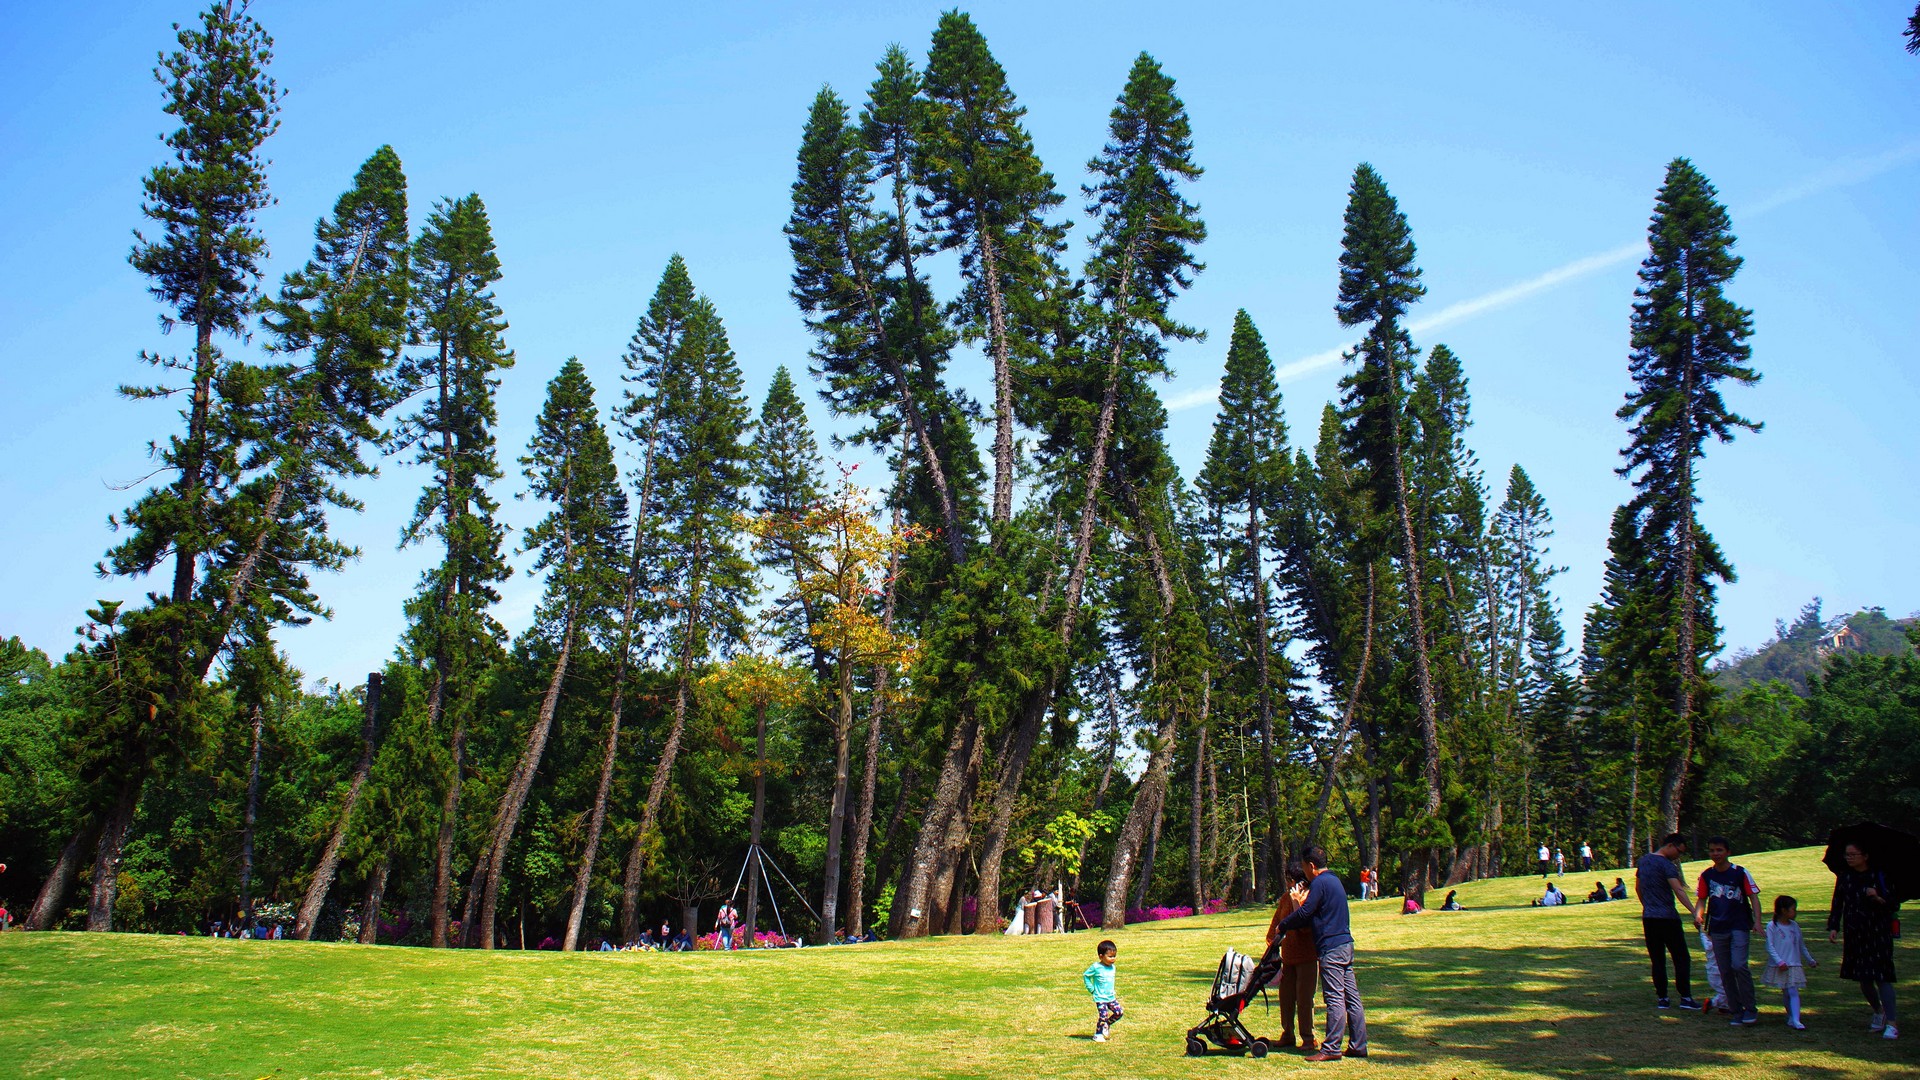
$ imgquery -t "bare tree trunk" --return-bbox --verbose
[1309,566,1376,844]
[819,659,857,934]
[743,700,769,944]
[85,781,143,932]
[1131,784,1166,911]
[1104,710,1178,929]
[622,537,707,937]
[1189,725,1208,910]
[428,681,464,948]
[295,673,384,940]
[1378,329,1445,904]
[239,704,264,928]
[890,711,980,938]
[846,512,900,940]
[358,858,389,944]
[29,825,96,930]
[476,616,576,949]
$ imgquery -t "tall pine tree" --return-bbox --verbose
[1615,158,1759,835]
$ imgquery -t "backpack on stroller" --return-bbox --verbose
[1185,939,1286,1057]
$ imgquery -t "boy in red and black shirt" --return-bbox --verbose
[1696,836,1763,1026]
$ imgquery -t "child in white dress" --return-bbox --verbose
[1764,894,1818,1029]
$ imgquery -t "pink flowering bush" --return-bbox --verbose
[1203,899,1229,915]
[1072,900,1224,928]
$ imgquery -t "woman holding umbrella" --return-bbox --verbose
[1828,836,1904,1040]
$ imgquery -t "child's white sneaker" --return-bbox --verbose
[1093,1033,1107,1043]
[1884,1024,1899,1041]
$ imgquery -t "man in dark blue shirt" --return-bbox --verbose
[1275,844,1367,1062]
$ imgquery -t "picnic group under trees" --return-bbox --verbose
[7,0,1920,967]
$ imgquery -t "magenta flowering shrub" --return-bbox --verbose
[1203,899,1228,915]
[1070,900,1224,928]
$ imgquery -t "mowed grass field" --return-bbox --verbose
[3,846,1915,1078]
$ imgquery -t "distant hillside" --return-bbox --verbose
[1712,600,1917,695]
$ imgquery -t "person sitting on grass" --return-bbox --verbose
[1587,882,1609,903]
[1440,890,1462,911]
[1401,895,1423,915]
[1610,878,1629,901]
[1534,882,1565,907]
[1083,940,1123,1043]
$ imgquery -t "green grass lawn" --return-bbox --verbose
[3,846,1915,1078]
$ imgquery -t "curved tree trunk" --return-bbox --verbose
[294,673,383,940]
[475,616,575,949]
[30,825,96,930]
[357,857,389,944]
[819,659,857,935]
[239,703,265,928]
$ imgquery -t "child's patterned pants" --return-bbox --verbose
[1096,1000,1125,1036]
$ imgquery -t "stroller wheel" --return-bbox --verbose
[1186,1035,1207,1057]
[1249,1039,1270,1059]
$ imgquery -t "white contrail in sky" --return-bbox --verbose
[1165,138,1920,412]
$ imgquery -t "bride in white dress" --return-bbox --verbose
[1002,891,1030,935]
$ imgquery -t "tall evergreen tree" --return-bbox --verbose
[974,51,1206,929]
[470,359,628,949]
[1195,310,1287,895]
[751,365,828,669]
[392,194,515,947]
[789,85,968,563]
[598,257,698,947]
[1333,163,1447,898]
[917,10,1068,527]
[1616,158,1759,835]
[62,0,283,931]
[620,285,756,938]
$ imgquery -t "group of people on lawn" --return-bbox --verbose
[1636,833,1902,1038]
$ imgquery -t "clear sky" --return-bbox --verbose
[2,1,1916,689]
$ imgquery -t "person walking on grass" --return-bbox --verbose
[1539,843,1551,879]
[1273,844,1367,1062]
[1636,832,1702,1011]
[1695,836,1763,1026]
[1266,861,1319,1052]
[1765,895,1817,1030]
[1829,842,1900,1040]
[1581,841,1594,872]
[1083,940,1123,1042]
[1555,848,1566,876]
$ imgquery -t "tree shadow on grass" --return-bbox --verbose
[1356,941,1916,1078]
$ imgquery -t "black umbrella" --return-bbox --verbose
[1822,822,1920,903]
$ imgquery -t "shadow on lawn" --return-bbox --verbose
[1359,940,1914,1078]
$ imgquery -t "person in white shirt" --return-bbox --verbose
[1538,844,1551,878]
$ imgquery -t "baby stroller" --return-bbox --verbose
[1185,940,1285,1057]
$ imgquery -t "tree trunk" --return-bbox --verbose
[29,824,96,930]
[1247,509,1281,899]
[847,669,888,940]
[294,672,383,940]
[428,679,464,948]
[743,700,769,944]
[974,227,1016,526]
[1189,724,1207,910]
[85,782,142,932]
[819,659,857,934]
[890,710,980,938]
[566,413,663,951]
[1385,347,1444,903]
[358,857,389,944]
[1309,566,1376,843]
[930,733,985,935]
[476,614,575,950]
[239,703,264,927]
[621,536,707,937]
[1105,715,1176,929]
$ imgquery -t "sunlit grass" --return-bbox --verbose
[2,846,1913,1077]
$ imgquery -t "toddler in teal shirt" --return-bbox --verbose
[1084,940,1123,1041]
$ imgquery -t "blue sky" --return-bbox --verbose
[2,1,1916,688]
